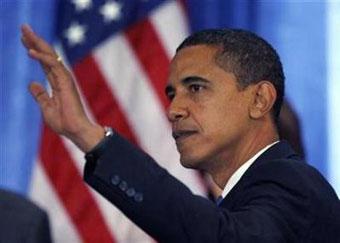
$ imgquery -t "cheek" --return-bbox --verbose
[191,91,249,132]
[203,101,248,139]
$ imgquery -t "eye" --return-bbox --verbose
[166,90,175,101]
[189,84,204,93]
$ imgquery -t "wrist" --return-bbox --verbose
[70,123,105,152]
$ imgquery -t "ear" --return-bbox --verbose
[249,81,277,119]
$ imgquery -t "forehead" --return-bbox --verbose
[168,45,234,85]
[170,45,219,73]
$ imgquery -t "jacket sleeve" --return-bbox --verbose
[83,133,306,243]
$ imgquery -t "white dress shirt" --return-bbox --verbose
[220,141,279,199]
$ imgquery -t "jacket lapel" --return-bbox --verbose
[219,141,300,209]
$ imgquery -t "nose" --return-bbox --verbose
[167,98,189,122]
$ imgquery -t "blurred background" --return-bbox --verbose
[1,0,339,242]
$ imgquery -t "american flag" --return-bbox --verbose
[29,0,208,242]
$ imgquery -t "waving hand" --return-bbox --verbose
[21,24,104,152]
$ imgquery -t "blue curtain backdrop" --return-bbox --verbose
[0,0,56,194]
[0,0,338,195]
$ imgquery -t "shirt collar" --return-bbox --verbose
[220,141,279,199]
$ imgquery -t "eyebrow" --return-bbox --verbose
[165,76,210,95]
[182,76,209,85]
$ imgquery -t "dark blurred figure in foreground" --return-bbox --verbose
[0,188,52,243]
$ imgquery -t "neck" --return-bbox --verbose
[209,121,279,189]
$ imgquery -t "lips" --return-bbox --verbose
[172,130,198,141]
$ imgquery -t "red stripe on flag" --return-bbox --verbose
[125,19,170,110]
[73,55,138,144]
[40,125,116,243]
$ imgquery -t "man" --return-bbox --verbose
[0,188,52,243]
[21,25,340,242]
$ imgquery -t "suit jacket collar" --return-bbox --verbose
[219,141,300,208]
[252,140,299,166]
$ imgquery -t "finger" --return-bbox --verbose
[29,82,51,110]
[21,24,57,56]
[22,25,59,77]
[21,24,55,54]
[28,49,61,67]
[28,49,71,90]
[28,49,59,88]
[21,25,35,49]
[21,25,40,50]
[21,35,30,49]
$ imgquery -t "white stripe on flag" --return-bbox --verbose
[150,0,189,58]
[30,161,82,243]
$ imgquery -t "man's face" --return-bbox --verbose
[166,45,253,171]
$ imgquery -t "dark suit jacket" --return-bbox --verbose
[0,189,52,243]
[84,133,340,242]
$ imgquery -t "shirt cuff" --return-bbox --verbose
[84,131,114,170]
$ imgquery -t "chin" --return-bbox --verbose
[179,154,206,170]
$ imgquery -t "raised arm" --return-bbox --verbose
[21,24,103,152]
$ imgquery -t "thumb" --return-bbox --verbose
[28,82,50,110]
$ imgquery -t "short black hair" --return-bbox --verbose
[176,29,285,121]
